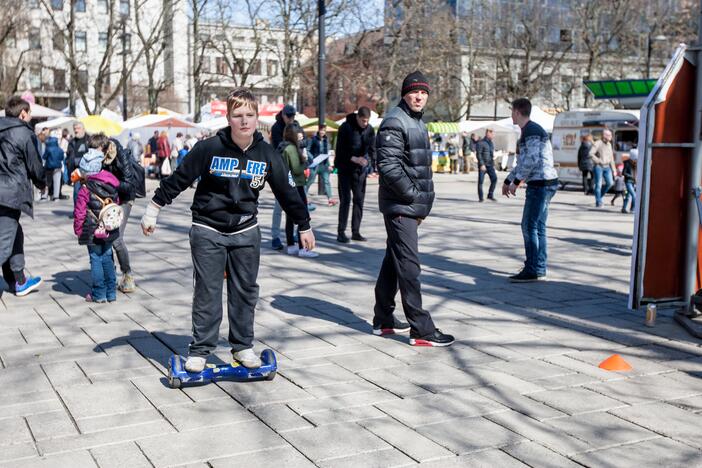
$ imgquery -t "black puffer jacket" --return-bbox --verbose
[0,117,45,217]
[376,100,434,219]
[335,112,376,173]
[104,138,137,203]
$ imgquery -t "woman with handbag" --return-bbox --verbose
[156,131,171,179]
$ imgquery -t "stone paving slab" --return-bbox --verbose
[3,176,701,467]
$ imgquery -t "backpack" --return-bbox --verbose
[129,156,146,198]
[90,194,124,239]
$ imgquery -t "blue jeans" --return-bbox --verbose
[88,242,116,301]
[305,163,332,199]
[624,181,636,211]
[73,181,82,208]
[593,166,613,206]
[271,200,282,242]
[521,184,557,276]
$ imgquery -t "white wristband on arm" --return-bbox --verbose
[141,202,162,229]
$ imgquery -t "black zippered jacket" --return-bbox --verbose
[0,117,45,217]
[152,128,310,233]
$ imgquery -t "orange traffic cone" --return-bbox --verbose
[598,354,632,371]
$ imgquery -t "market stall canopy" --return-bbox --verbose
[122,114,200,130]
[301,118,340,129]
[0,102,64,119]
[79,115,123,136]
[35,116,78,131]
[199,117,229,131]
[427,122,461,134]
[139,107,184,117]
[527,106,556,132]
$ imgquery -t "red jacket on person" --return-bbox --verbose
[157,136,171,159]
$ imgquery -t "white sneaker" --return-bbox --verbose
[286,245,299,255]
[184,355,207,372]
[232,348,261,368]
[298,248,319,258]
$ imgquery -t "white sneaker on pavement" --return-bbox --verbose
[286,245,299,256]
[232,348,262,368]
[184,356,207,372]
[298,248,319,258]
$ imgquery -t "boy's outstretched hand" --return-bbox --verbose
[300,230,316,251]
[141,202,161,236]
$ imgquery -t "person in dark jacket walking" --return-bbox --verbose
[140,88,315,372]
[73,134,121,303]
[622,148,637,214]
[269,104,300,250]
[67,122,89,209]
[42,136,65,201]
[306,125,337,206]
[372,71,454,347]
[103,138,137,293]
[335,106,375,243]
[0,96,45,296]
[477,129,497,202]
[577,134,594,194]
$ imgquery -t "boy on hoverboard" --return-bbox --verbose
[141,89,315,372]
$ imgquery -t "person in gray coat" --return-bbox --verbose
[372,71,454,347]
[0,96,46,296]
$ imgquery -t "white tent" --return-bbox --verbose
[0,102,64,119]
[119,114,203,145]
[35,116,78,131]
[459,119,520,153]
[529,106,556,132]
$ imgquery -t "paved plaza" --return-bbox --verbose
[1,173,702,467]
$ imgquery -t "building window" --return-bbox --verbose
[267,60,278,77]
[74,0,85,12]
[97,0,108,14]
[251,59,261,75]
[123,33,131,53]
[75,31,87,52]
[27,0,39,8]
[201,56,210,73]
[53,69,66,91]
[560,29,572,43]
[98,32,108,52]
[215,57,227,74]
[51,0,63,10]
[29,67,42,89]
[29,28,41,50]
[119,0,129,16]
[77,69,88,93]
[52,30,64,51]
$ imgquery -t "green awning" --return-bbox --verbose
[584,79,657,100]
[427,122,460,133]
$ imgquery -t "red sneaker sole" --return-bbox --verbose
[410,338,454,347]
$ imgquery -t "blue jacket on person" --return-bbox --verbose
[42,136,65,170]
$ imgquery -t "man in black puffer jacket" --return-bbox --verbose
[335,106,375,242]
[372,71,454,347]
[0,96,45,296]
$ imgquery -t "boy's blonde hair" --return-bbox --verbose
[227,88,258,117]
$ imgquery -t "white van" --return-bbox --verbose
[551,109,639,188]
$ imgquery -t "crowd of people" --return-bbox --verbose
[578,129,637,213]
[0,70,584,368]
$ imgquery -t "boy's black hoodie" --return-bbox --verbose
[152,128,310,234]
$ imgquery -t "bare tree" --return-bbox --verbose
[188,0,212,122]
[573,0,637,106]
[133,0,170,113]
[39,0,145,114]
[0,0,28,104]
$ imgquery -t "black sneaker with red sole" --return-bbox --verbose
[409,329,455,347]
[372,318,411,336]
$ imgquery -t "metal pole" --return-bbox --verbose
[317,0,326,127]
[682,0,702,316]
[121,18,128,121]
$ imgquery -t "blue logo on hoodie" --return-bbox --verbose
[209,157,268,188]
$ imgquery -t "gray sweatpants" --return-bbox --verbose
[112,203,132,274]
[188,224,261,356]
